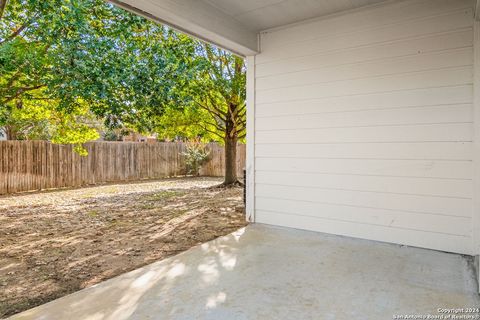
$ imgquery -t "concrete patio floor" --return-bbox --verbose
[10,224,480,320]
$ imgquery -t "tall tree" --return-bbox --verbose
[0,0,110,151]
[0,0,194,152]
[150,44,246,186]
[194,44,246,185]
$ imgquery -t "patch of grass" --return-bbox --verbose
[145,190,183,202]
[79,192,96,199]
[108,219,131,228]
[139,203,156,210]
[87,210,99,218]
[101,186,120,194]
[171,209,189,218]
[79,187,119,199]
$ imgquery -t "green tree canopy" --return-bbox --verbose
[1,0,246,184]
[0,0,196,146]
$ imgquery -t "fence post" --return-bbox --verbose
[243,168,246,206]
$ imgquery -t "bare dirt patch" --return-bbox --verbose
[0,177,247,318]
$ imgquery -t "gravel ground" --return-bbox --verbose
[0,177,247,318]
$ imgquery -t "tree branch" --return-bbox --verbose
[223,51,233,79]
[3,67,25,91]
[199,124,224,140]
[236,119,246,130]
[2,84,45,104]
[195,100,226,120]
[237,107,246,118]
[0,0,8,22]
[204,118,225,132]
[0,22,28,44]
[227,104,243,132]
[0,12,41,45]
[231,101,246,119]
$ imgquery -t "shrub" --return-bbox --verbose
[182,139,210,176]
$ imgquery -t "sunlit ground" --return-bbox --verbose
[0,177,246,318]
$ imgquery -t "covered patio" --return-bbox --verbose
[11,225,480,319]
[9,0,480,317]
[107,0,480,257]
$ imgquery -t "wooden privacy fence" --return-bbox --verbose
[0,141,246,195]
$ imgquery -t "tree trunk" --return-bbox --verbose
[224,134,238,185]
[4,125,18,140]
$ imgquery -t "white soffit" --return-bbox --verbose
[204,0,392,31]
[110,0,415,56]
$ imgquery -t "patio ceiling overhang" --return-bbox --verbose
[109,0,396,56]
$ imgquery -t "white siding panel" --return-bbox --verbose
[259,0,472,49]
[256,86,472,117]
[257,48,473,91]
[254,0,475,254]
[257,67,472,104]
[256,198,471,236]
[258,9,473,64]
[256,158,472,179]
[257,29,473,77]
[256,184,472,217]
[255,142,473,160]
[256,171,472,198]
[256,123,472,144]
[256,105,472,130]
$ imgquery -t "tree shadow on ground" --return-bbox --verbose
[0,177,247,318]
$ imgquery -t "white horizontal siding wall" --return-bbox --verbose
[254,0,475,254]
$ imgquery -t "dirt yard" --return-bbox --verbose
[0,177,247,318]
